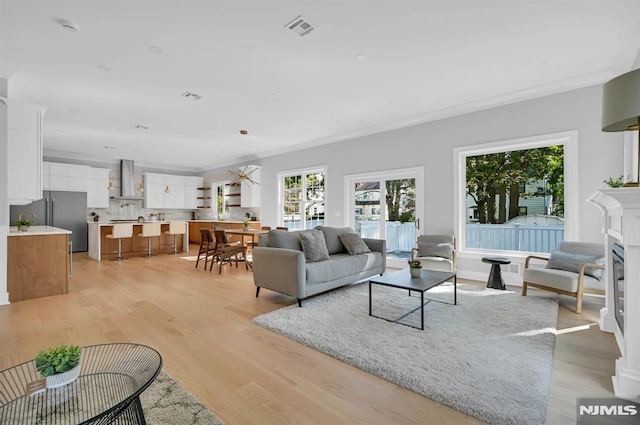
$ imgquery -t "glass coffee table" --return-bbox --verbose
[0,343,162,424]
[369,268,457,330]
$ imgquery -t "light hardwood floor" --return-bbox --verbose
[0,247,619,424]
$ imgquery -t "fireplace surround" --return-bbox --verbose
[588,188,640,400]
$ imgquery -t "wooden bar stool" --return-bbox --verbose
[138,222,161,257]
[165,220,186,254]
[106,223,133,260]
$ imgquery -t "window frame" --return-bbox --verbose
[277,166,327,230]
[453,130,578,258]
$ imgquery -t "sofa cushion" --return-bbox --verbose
[267,229,302,251]
[546,250,604,280]
[305,252,384,285]
[524,268,603,293]
[339,233,371,255]
[417,242,453,260]
[316,226,355,254]
[299,230,330,263]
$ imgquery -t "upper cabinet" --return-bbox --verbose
[3,98,46,205]
[144,173,203,210]
[44,162,89,192]
[240,165,261,208]
[87,167,110,208]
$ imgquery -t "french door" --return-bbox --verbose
[345,167,423,268]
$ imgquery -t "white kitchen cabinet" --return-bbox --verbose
[164,175,185,209]
[185,176,204,209]
[240,165,261,208]
[3,98,46,205]
[87,167,110,208]
[143,173,165,209]
[44,161,89,192]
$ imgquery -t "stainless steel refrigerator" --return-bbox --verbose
[10,191,88,252]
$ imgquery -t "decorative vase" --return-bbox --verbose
[46,363,81,389]
[243,225,249,231]
[410,267,422,278]
[18,225,29,232]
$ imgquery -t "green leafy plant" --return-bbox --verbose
[603,175,624,188]
[15,217,35,227]
[408,260,422,269]
[35,344,81,377]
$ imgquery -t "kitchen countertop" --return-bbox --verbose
[89,221,172,226]
[9,225,72,236]
[189,220,260,223]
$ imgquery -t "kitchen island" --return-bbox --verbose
[88,221,189,261]
[7,226,71,302]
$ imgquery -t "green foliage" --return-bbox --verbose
[386,179,415,222]
[408,260,422,268]
[15,217,35,227]
[35,344,81,377]
[603,176,624,188]
[466,145,564,224]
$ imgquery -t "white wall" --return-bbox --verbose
[212,84,624,281]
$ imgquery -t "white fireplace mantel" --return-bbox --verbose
[588,188,640,401]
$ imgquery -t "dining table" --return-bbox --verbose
[223,228,270,247]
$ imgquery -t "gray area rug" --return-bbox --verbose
[253,282,558,425]
[142,370,225,425]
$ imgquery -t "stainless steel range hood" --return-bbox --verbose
[111,159,144,200]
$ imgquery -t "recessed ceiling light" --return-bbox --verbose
[355,55,366,61]
[240,130,248,135]
[270,93,278,98]
[134,124,149,130]
[150,46,163,54]
[69,109,78,113]
[97,65,110,72]
[536,62,548,68]
[104,145,115,150]
[60,19,80,32]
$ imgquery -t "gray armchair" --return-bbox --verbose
[522,241,605,313]
[411,235,456,272]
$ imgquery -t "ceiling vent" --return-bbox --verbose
[285,15,314,37]
[182,91,202,100]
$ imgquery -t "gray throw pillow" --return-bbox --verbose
[338,233,371,255]
[316,226,356,254]
[417,242,453,260]
[299,230,330,263]
[546,251,604,280]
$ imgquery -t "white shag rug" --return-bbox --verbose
[253,282,558,425]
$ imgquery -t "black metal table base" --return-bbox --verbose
[369,274,457,330]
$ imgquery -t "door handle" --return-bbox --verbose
[69,241,73,279]
[415,218,420,230]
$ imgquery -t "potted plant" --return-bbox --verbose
[603,175,625,188]
[89,212,100,222]
[15,217,35,231]
[408,260,423,277]
[34,344,82,388]
[242,220,250,231]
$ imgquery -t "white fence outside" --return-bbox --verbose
[466,223,564,253]
[285,220,563,254]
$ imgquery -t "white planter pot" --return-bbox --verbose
[46,363,81,389]
[410,268,422,278]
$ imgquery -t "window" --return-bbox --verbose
[279,168,326,230]
[210,181,231,217]
[454,131,578,254]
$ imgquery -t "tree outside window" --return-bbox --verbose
[465,145,564,253]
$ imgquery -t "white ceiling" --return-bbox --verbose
[2,0,639,173]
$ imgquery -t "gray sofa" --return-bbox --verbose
[253,226,386,306]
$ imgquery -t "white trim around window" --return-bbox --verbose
[453,130,579,259]
[277,165,327,230]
